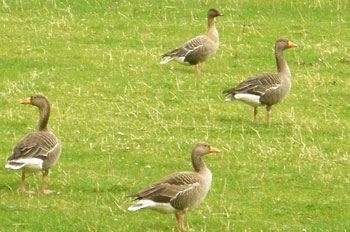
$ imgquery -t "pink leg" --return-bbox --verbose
[266,106,271,126]
[20,173,26,193]
[20,172,35,194]
[41,170,54,195]
[253,107,258,123]
[175,213,185,231]
[195,64,200,74]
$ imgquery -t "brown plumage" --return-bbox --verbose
[160,9,223,74]
[223,38,298,125]
[5,94,62,194]
[127,143,220,231]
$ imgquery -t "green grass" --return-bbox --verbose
[1,0,350,231]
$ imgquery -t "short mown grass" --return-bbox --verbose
[1,0,350,231]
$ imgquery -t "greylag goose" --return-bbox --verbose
[223,38,297,125]
[127,142,220,231]
[5,94,62,194]
[160,9,223,74]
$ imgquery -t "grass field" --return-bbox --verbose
[1,0,350,231]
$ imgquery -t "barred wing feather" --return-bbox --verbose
[8,132,59,161]
[128,172,201,204]
[224,73,282,97]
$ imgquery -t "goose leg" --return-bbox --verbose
[266,106,271,126]
[20,172,35,194]
[20,172,26,193]
[175,213,185,231]
[41,170,54,195]
[195,64,200,74]
[253,107,258,123]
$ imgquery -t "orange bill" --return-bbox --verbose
[288,41,298,48]
[21,98,31,104]
[209,146,220,153]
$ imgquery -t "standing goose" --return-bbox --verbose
[223,38,298,125]
[5,94,62,194]
[127,143,220,231]
[160,9,223,74]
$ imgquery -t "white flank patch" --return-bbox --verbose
[174,45,203,65]
[185,45,203,56]
[174,57,190,65]
[264,85,280,92]
[234,93,262,106]
[47,142,59,154]
[174,182,200,198]
[5,158,43,173]
[128,200,176,214]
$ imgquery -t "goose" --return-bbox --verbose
[5,94,62,194]
[127,142,220,231]
[160,9,223,74]
[223,38,297,125]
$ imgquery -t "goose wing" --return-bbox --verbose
[128,172,201,204]
[161,35,206,60]
[8,132,59,161]
[223,72,282,97]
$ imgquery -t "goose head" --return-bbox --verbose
[21,94,49,108]
[275,38,298,51]
[192,142,220,157]
[207,9,223,18]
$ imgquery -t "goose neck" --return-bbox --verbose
[38,104,50,131]
[275,48,291,76]
[192,153,206,173]
[207,17,218,39]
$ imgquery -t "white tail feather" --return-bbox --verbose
[5,158,43,172]
[160,57,174,65]
[128,200,176,213]
[128,200,156,211]
[234,93,261,106]
[5,163,26,170]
